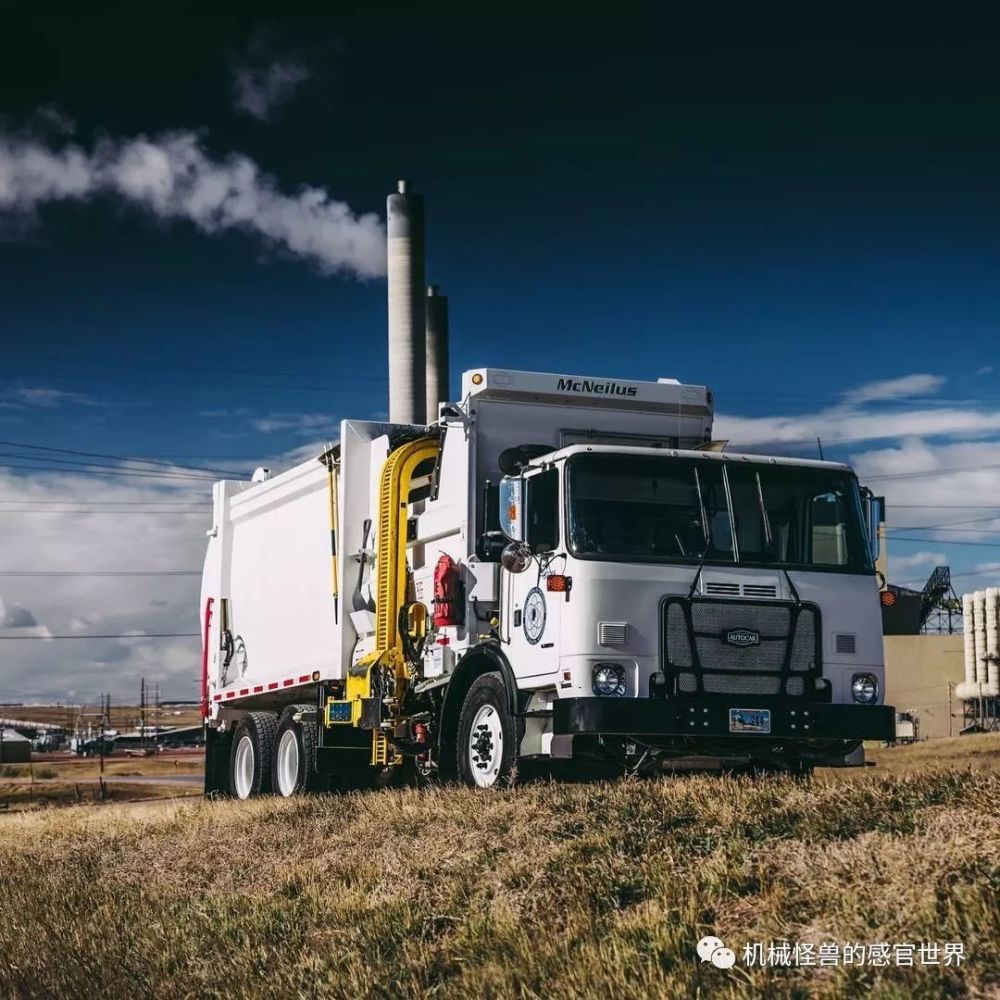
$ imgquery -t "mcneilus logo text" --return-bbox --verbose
[556,377,639,397]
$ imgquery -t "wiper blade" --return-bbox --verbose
[687,467,711,599]
[755,471,801,605]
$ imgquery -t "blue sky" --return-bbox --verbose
[1,6,999,700]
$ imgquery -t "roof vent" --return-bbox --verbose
[598,622,629,646]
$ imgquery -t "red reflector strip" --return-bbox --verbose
[299,674,310,683]
[239,688,249,696]
[225,691,235,699]
[253,685,263,693]
[268,682,278,690]
[283,679,294,687]
[213,694,222,702]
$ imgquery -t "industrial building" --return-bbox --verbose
[0,729,31,764]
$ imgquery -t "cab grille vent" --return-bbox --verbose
[704,582,740,596]
[743,584,778,598]
[598,622,629,646]
[835,633,857,655]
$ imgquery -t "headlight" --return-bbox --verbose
[851,672,879,705]
[592,663,626,697]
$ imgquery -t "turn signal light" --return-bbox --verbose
[546,574,570,592]
[880,591,896,607]
[471,372,484,385]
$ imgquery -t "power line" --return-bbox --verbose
[0,633,199,640]
[0,440,238,477]
[0,354,387,384]
[891,536,1000,547]
[0,571,200,577]
[0,510,209,515]
[891,504,1000,509]
[0,498,211,505]
[0,462,223,483]
[865,462,1000,482]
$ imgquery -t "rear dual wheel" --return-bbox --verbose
[228,706,323,799]
[273,704,323,796]
[229,712,278,799]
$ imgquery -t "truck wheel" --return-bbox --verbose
[229,712,277,799]
[455,672,517,788]
[272,705,321,796]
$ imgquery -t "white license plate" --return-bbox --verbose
[729,708,771,734]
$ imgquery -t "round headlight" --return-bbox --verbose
[851,672,879,705]
[593,663,626,697]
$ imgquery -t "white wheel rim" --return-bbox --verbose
[276,728,300,797]
[233,734,255,799]
[468,704,503,787]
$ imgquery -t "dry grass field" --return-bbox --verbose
[0,740,998,998]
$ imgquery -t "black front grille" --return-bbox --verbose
[662,597,821,699]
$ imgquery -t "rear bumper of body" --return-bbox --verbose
[551,696,895,745]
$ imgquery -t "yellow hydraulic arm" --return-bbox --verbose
[325,436,440,764]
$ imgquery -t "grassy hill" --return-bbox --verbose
[1,761,998,998]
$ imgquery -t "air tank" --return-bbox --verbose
[387,180,426,424]
[425,284,450,423]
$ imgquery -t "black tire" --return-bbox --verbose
[453,672,518,788]
[272,705,324,796]
[228,711,278,799]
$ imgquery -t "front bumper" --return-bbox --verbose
[552,696,895,743]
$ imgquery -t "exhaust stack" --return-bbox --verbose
[425,284,450,422]
[387,180,426,424]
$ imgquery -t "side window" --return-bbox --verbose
[526,468,559,553]
[810,492,849,565]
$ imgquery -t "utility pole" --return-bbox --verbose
[140,677,146,751]
[948,682,953,738]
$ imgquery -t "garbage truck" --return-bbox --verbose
[201,366,894,796]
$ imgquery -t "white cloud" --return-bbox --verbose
[233,60,311,121]
[841,373,945,406]
[712,372,1000,448]
[977,365,994,376]
[250,412,338,435]
[890,551,947,574]
[0,128,385,279]
[0,385,103,410]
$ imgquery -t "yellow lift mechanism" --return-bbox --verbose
[324,436,440,766]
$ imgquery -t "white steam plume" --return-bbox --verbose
[0,130,385,278]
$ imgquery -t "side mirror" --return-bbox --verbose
[862,489,885,560]
[498,476,524,541]
[501,542,532,574]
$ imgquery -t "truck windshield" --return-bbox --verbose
[566,453,873,574]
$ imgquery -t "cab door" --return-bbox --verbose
[501,466,563,683]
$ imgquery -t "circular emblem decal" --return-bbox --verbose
[233,635,249,676]
[523,587,547,645]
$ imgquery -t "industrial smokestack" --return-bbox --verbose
[425,284,450,422]
[387,180,426,424]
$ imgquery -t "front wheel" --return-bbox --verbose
[455,672,517,788]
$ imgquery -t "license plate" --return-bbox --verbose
[729,708,771,734]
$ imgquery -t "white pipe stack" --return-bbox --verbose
[425,284,450,423]
[987,587,1000,696]
[974,590,988,690]
[959,591,977,699]
[387,180,426,424]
